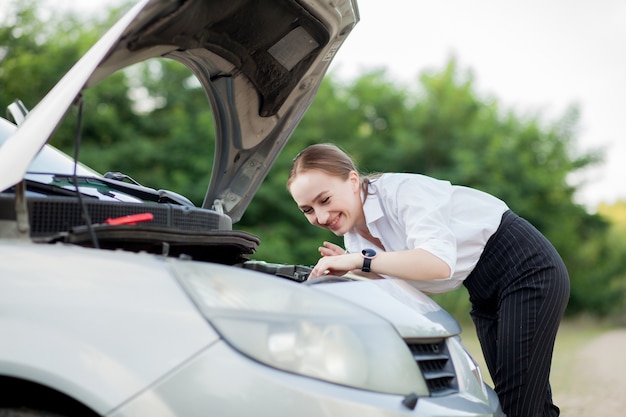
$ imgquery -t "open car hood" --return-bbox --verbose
[0,0,359,222]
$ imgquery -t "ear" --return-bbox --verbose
[348,170,360,192]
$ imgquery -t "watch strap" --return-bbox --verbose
[361,248,376,272]
[362,257,372,272]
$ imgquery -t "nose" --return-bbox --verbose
[315,208,330,226]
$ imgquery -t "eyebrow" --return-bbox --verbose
[298,190,327,210]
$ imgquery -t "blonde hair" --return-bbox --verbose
[287,143,377,196]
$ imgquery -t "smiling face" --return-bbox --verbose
[288,169,363,236]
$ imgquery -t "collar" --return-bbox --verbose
[344,186,386,251]
[362,189,385,225]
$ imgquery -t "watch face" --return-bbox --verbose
[361,248,376,258]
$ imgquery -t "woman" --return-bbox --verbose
[287,143,570,417]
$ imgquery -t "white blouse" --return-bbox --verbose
[343,173,509,293]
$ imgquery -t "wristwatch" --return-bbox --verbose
[361,248,377,272]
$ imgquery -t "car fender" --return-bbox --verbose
[313,278,462,338]
[0,241,219,414]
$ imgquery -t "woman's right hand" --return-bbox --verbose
[309,252,361,279]
[307,241,353,279]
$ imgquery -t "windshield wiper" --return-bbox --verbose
[17,179,98,198]
[51,174,195,207]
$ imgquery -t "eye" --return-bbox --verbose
[321,196,330,204]
[302,207,313,214]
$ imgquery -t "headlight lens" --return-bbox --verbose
[171,261,428,395]
[447,336,488,400]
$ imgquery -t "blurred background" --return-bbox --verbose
[2,0,625,319]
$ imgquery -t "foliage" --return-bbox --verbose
[593,201,626,316]
[2,1,625,317]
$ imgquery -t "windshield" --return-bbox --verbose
[25,144,102,181]
[1,117,100,181]
[1,116,144,202]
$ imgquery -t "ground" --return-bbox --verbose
[461,319,626,417]
[552,327,626,416]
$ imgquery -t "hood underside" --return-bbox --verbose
[0,0,359,222]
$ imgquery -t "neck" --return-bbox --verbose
[355,227,384,250]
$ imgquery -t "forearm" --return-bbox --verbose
[310,248,451,281]
[366,249,451,281]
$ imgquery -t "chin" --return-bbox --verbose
[331,229,346,237]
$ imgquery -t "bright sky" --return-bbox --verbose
[333,0,626,211]
[53,0,626,209]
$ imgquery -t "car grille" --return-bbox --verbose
[406,340,458,396]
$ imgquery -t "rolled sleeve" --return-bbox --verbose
[391,177,458,279]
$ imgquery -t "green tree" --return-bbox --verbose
[1,0,89,111]
[78,59,216,204]
[3,1,624,316]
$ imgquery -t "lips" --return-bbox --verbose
[327,214,341,231]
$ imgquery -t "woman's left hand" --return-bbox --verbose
[318,241,346,257]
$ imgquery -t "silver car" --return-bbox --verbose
[0,0,503,416]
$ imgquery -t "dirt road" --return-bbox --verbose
[460,320,626,416]
[553,328,626,416]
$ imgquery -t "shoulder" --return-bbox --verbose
[365,173,450,216]
[370,173,451,195]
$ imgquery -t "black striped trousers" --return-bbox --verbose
[464,210,570,417]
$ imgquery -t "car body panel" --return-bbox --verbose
[0,240,218,415]
[110,340,502,417]
[0,240,502,417]
[314,279,462,338]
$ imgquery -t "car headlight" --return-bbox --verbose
[447,336,489,401]
[170,261,428,396]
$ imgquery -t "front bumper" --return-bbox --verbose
[109,340,504,417]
